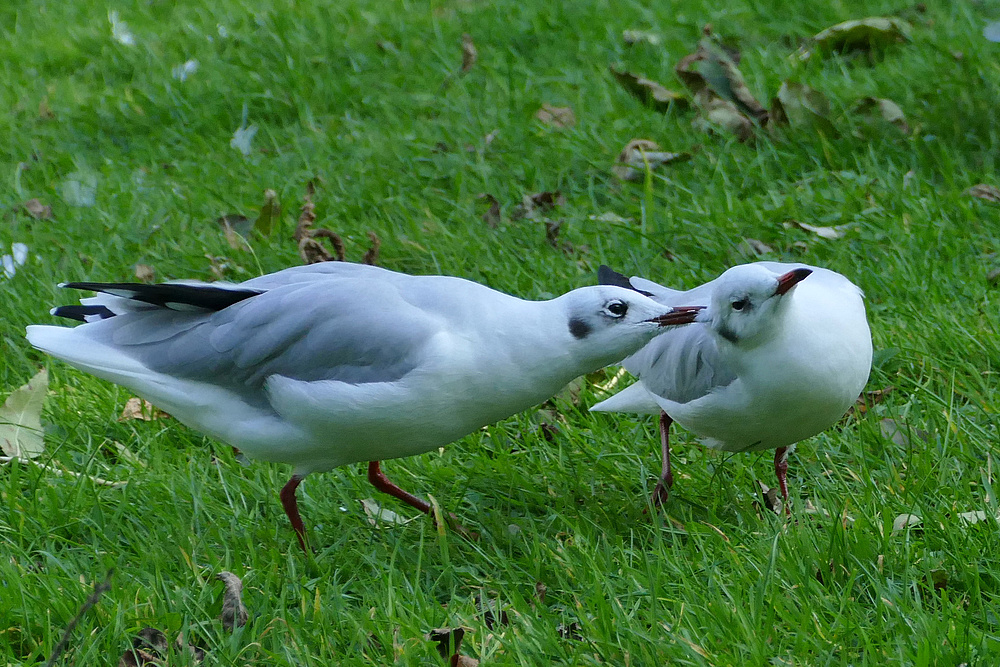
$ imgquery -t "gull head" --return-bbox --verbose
[706,264,812,346]
[560,285,701,367]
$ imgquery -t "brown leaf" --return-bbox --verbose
[475,592,510,630]
[545,219,563,247]
[294,182,318,243]
[758,480,783,515]
[740,238,774,255]
[798,17,911,60]
[535,103,576,128]
[362,231,381,266]
[613,139,691,181]
[534,582,547,604]
[964,184,1000,204]
[609,65,688,112]
[217,571,248,631]
[22,198,52,219]
[460,34,477,74]
[134,264,155,283]
[676,39,768,124]
[854,97,910,133]
[217,214,251,250]
[784,219,850,240]
[299,229,345,264]
[119,627,205,667]
[770,81,836,135]
[477,194,501,228]
[427,627,473,664]
[119,397,169,422]
[512,191,566,221]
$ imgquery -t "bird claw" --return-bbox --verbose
[651,479,671,507]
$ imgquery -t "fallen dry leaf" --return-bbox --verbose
[609,65,688,112]
[0,369,48,459]
[757,480,783,515]
[613,139,691,181]
[361,498,412,526]
[770,81,836,136]
[460,34,477,74]
[964,184,1000,204]
[217,571,248,631]
[119,627,205,667]
[844,386,894,419]
[535,103,576,128]
[217,213,251,250]
[798,17,911,60]
[22,198,52,220]
[534,582,547,604]
[512,191,566,221]
[545,219,563,248]
[854,97,910,133]
[676,38,768,128]
[892,513,921,533]
[134,264,155,283]
[956,510,996,526]
[119,397,169,422]
[477,193,501,228]
[740,238,774,255]
[556,621,583,640]
[880,417,929,447]
[785,220,850,240]
[475,592,510,630]
[427,627,478,666]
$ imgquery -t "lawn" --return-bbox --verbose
[2,0,999,664]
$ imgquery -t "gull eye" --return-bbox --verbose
[731,297,750,312]
[606,300,629,318]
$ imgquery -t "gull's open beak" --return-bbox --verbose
[646,305,704,327]
[774,268,813,296]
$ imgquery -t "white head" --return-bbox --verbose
[559,286,701,368]
[704,264,812,346]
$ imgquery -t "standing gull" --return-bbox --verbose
[591,262,872,507]
[27,262,700,550]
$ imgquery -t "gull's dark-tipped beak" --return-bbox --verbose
[774,268,812,296]
[646,305,704,327]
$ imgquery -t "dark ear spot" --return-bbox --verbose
[568,317,592,339]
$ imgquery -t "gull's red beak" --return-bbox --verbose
[774,268,812,296]
[646,305,704,327]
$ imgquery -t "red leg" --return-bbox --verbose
[367,461,476,539]
[280,475,309,552]
[367,461,431,513]
[651,411,674,506]
[774,447,791,514]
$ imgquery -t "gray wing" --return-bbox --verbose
[618,272,733,404]
[88,275,441,391]
[623,323,735,404]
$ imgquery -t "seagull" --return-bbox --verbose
[591,262,872,508]
[26,262,701,551]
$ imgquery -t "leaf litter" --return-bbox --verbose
[609,65,688,112]
[797,17,911,60]
[535,103,576,128]
[613,139,691,181]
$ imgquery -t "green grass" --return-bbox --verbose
[2,0,1000,664]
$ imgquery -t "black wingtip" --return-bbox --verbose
[597,265,653,297]
[58,282,263,312]
[51,305,117,322]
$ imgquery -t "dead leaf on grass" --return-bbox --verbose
[361,498,412,525]
[757,480,783,515]
[217,213,251,250]
[844,386,894,419]
[512,191,566,220]
[956,510,996,526]
[854,97,910,133]
[535,103,576,128]
[134,264,155,283]
[964,184,1000,204]
[119,397,169,422]
[545,219,563,248]
[22,198,52,220]
[119,627,205,667]
[460,34,477,74]
[613,139,691,181]
[880,418,929,447]
[770,81,836,135]
[556,621,583,640]
[676,37,768,127]
[217,571,248,631]
[427,627,478,666]
[477,193,501,228]
[891,513,921,533]
[740,238,774,255]
[784,219,850,240]
[797,17,911,60]
[475,592,510,630]
[609,65,688,112]
[0,369,48,460]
